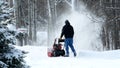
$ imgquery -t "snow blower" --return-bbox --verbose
[47,38,65,57]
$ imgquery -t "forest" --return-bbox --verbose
[14,0,120,50]
[0,0,120,49]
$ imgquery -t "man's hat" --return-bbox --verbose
[65,20,70,25]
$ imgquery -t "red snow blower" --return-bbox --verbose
[47,38,65,57]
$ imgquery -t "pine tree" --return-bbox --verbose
[0,27,29,68]
[0,1,29,68]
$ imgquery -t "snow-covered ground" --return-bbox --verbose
[16,46,120,68]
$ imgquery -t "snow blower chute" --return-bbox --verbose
[47,38,65,57]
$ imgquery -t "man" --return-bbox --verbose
[60,20,77,57]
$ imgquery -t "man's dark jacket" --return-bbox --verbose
[60,23,74,38]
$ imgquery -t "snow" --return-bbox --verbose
[7,24,16,31]
[5,46,24,60]
[36,31,47,46]
[0,61,8,68]
[52,2,103,51]
[2,0,119,68]
[17,28,27,33]
[16,46,120,68]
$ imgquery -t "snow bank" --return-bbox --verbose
[16,46,120,68]
[78,50,120,59]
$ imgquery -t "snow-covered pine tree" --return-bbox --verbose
[0,1,29,68]
[0,27,29,68]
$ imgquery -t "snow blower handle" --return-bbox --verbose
[58,38,65,43]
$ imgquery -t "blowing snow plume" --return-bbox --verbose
[54,1,104,51]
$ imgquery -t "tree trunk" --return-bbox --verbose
[14,0,24,46]
[28,0,32,44]
[47,0,56,46]
[8,0,13,8]
[33,0,37,42]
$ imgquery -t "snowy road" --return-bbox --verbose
[16,46,120,68]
